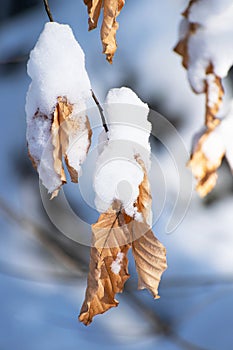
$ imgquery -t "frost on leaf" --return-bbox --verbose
[79,205,130,326]
[83,0,125,63]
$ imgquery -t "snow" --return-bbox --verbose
[206,73,220,109]
[219,103,233,169]
[63,105,91,177]
[202,101,233,168]
[26,21,91,118]
[26,110,51,167]
[111,252,124,274]
[26,22,92,195]
[202,129,225,164]
[94,87,151,218]
[183,1,233,93]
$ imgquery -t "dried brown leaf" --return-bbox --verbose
[51,96,92,197]
[135,157,152,226]
[79,206,130,325]
[51,98,69,196]
[174,22,199,71]
[174,1,225,196]
[28,96,92,198]
[101,0,124,63]
[84,0,103,30]
[79,159,167,323]
[174,2,224,127]
[132,223,167,298]
[205,69,224,130]
[174,1,199,70]
[132,157,167,298]
[84,0,124,63]
[188,130,225,197]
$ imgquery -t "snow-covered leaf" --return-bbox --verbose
[28,97,92,198]
[205,72,224,130]
[26,22,92,197]
[174,1,225,128]
[51,97,92,198]
[174,1,233,195]
[188,128,225,197]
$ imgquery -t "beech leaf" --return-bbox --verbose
[84,0,103,30]
[132,157,167,297]
[132,223,167,298]
[135,157,152,226]
[79,160,167,324]
[174,1,226,196]
[205,71,224,130]
[28,96,92,198]
[79,206,130,325]
[83,0,125,63]
[188,129,225,197]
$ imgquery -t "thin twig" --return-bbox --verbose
[170,332,210,350]
[0,54,29,65]
[43,0,54,22]
[91,89,109,133]
[124,287,210,350]
[0,197,88,275]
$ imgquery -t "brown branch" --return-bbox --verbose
[43,0,54,22]
[91,89,109,133]
[0,197,88,275]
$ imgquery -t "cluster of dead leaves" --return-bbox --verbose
[28,98,167,325]
[174,0,225,197]
[79,158,167,325]
[28,96,92,198]
[83,0,125,63]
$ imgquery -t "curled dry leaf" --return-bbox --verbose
[188,70,224,197]
[134,157,152,226]
[188,129,225,197]
[132,157,167,298]
[79,206,130,326]
[84,0,103,30]
[83,0,125,63]
[173,0,199,71]
[174,23,199,71]
[131,223,167,298]
[28,96,92,198]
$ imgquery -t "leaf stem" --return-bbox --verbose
[43,0,54,22]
